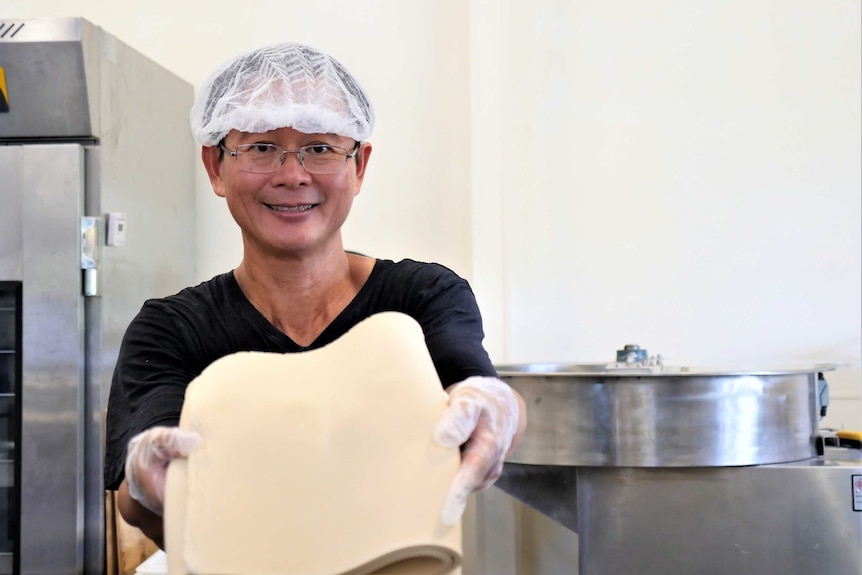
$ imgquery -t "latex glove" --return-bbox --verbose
[124,426,202,515]
[434,376,520,525]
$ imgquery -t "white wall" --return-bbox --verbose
[4,0,474,284]
[470,0,862,431]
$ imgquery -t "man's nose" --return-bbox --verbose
[280,150,306,169]
[272,151,311,184]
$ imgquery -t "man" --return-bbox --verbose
[104,41,526,548]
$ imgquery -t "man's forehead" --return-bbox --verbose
[230,127,352,143]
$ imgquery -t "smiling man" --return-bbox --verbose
[103,42,526,548]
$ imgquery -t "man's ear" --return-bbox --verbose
[201,146,227,198]
[353,142,373,191]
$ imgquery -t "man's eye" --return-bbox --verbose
[304,145,332,156]
[251,144,276,154]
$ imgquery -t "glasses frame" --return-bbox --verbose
[219,140,362,174]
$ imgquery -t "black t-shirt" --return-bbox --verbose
[103,258,497,490]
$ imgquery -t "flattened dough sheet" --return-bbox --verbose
[164,312,462,575]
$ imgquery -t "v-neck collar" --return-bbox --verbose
[225,260,383,350]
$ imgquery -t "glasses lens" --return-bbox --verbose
[236,144,282,173]
[301,145,348,175]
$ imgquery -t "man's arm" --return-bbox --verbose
[117,479,165,549]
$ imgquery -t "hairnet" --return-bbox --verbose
[190,42,375,146]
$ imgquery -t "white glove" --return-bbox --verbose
[124,426,202,515]
[433,376,520,525]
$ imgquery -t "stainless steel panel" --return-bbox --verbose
[495,463,579,532]
[466,488,520,575]
[498,366,819,466]
[0,147,23,277]
[82,26,196,574]
[577,456,862,575]
[0,18,101,139]
[0,144,86,575]
[85,20,196,411]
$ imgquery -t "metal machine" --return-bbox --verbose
[0,17,196,575]
[494,346,862,575]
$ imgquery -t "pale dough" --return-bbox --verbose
[164,312,462,575]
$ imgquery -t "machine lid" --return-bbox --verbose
[495,362,844,377]
[495,344,850,377]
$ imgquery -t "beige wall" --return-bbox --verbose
[470,0,862,432]
[4,0,475,283]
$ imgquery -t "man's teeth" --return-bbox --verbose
[268,204,313,212]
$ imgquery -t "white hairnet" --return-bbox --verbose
[190,42,375,146]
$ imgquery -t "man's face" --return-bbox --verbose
[203,126,372,258]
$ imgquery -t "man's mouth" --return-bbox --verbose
[264,203,315,212]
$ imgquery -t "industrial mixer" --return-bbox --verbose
[494,346,862,575]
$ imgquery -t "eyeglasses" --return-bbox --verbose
[219,141,361,175]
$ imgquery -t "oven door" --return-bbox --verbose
[0,143,87,575]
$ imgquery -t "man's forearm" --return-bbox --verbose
[117,479,165,549]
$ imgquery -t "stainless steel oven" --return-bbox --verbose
[0,17,196,575]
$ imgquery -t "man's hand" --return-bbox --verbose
[124,426,202,515]
[433,376,526,525]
